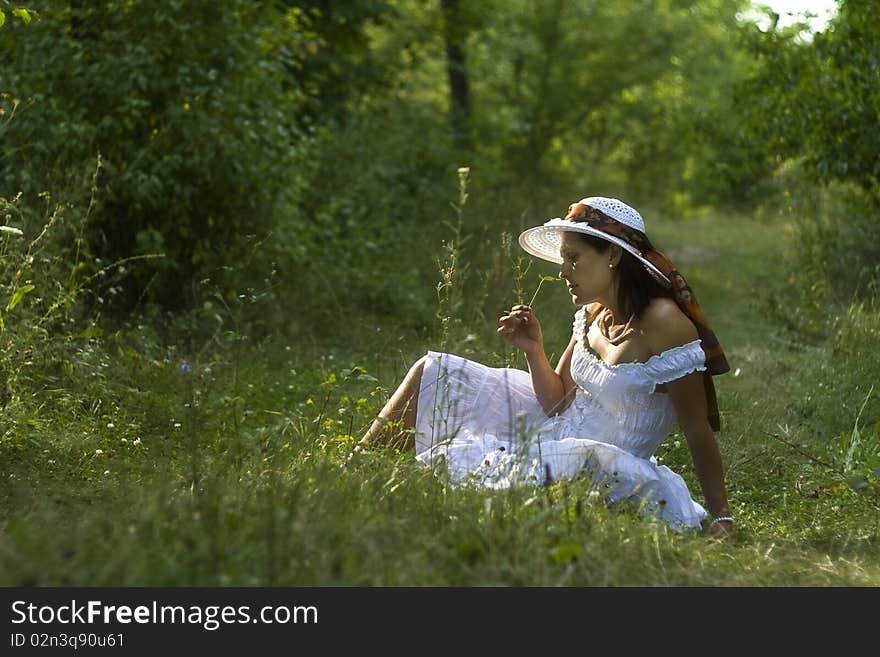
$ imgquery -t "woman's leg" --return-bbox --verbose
[359,356,427,452]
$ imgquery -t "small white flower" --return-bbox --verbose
[107,422,115,429]
[94,449,103,455]
[0,225,23,236]
[120,438,128,444]
[103,470,111,476]
[173,422,181,428]
[133,438,142,446]
[734,368,742,377]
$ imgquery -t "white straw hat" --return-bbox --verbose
[518,196,670,285]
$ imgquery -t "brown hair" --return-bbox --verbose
[575,233,673,323]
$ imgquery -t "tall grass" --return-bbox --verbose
[0,172,879,586]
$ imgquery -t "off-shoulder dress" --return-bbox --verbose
[414,306,709,530]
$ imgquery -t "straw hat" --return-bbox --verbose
[518,196,670,285]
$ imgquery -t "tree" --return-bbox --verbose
[441,0,472,151]
[466,0,758,209]
[740,0,880,199]
[1,0,307,309]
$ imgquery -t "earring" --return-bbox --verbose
[608,262,615,270]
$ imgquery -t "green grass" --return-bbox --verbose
[1,208,878,586]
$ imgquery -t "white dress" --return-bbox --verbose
[414,306,709,531]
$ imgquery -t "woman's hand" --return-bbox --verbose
[497,305,544,355]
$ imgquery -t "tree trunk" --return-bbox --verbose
[441,0,472,151]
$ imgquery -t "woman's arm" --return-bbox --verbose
[498,305,575,416]
[667,371,733,535]
[526,336,577,416]
[645,299,733,535]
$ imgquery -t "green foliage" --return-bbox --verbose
[737,1,880,302]
[464,0,763,211]
[280,0,395,126]
[1,0,306,308]
[2,184,879,585]
[0,2,35,29]
[2,0,880,587]
[740,0,880,198]
[757,161,880,308]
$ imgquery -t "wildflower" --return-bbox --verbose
[107,422,115,429]
[133,438,142,446]
[181,363,192,372]
[0,225,23,236]
[94,449,104,455]
[103,470,111,476]
[173,422,181,428]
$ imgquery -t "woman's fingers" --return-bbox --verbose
[498,306,538,340]
[498,314,526,330]
[503,307,531,320]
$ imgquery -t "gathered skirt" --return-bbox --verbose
[413,351,707,531]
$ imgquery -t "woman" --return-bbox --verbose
[359,196,734,536]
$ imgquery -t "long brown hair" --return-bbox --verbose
[576,233,673,323]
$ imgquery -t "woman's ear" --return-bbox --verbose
[610,245,623,268]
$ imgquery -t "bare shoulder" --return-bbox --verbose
[640,297,699,354]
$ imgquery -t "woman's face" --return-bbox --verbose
[559,232,615,305]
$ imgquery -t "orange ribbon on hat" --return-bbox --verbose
[565,202,730,431]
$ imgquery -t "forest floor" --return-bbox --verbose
[1,209,878,586]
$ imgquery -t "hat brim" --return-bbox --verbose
[518,219,671,286]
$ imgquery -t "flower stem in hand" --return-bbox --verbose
[527,275,557,309]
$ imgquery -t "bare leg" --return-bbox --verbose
[356,356,427,454]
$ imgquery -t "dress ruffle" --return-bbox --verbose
[413,307,711,532]
[416,434,705,531]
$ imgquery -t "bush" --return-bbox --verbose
[769,162,880,308]
[1,0,307,309]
